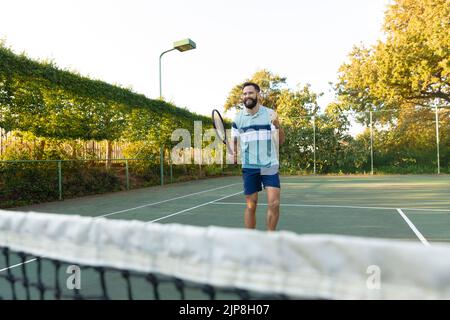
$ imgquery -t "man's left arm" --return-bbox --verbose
[271,116,285,145]
[278,125,285,145]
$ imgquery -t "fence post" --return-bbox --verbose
[312,116,316,174]
[221,143,224,173]
[370,111,374,175]
[58,160,62,200]
[435,103,440,174]
[169,152,173,183]
[160,145,164,186]
[125,159,130,190]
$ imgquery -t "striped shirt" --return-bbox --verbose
[231,105,279,169]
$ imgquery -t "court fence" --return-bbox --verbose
[0,146,240,208]
[279,106,450,175]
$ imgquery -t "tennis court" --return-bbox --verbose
[1,174,449,300]
[10,174,450,242]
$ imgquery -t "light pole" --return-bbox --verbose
[159,38,196,99]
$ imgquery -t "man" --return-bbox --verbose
[231,82,285,231]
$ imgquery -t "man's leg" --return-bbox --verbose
[245,192,258,229]
[242,168,262,229]
[266,187,280,231]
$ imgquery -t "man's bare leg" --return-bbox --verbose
[266,187,280,231]
[245,192,258,229]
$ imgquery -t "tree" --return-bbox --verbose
[337,0,450,111]
[335,0,450,173]
[224,69,287,111]
[276,86,320,172]
[224,69,366,173]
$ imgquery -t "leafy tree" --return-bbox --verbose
[337,0,450,111]
[224,69,287,111]
[224,69,362,173]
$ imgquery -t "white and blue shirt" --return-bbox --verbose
[231,105,279,170]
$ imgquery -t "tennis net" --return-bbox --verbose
[1,209,450,300]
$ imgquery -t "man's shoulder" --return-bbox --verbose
[260,105,274,115]
[232,109,244,125]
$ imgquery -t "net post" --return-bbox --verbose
[58,160,62,200]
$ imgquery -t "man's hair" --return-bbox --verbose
[242,82,261,93]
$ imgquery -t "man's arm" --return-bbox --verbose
[277,125,285,145]
[271,115,285,145]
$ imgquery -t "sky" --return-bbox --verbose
[0,0,392,125]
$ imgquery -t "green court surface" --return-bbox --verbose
[11,174,450,242]
[2,174,450,299]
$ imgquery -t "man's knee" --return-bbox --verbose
[268,198,280,209]
[246,199,258,212]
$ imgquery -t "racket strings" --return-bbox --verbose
[212,111,226,142]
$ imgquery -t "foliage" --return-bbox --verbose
[336,0,450,112]
[0,44,211,145]
[224,69,287,111]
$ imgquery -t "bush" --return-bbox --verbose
[61,162,123,197]
[0,161,124,208]
[0,162,59,207]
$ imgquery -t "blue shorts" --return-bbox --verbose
[242,168,281,195]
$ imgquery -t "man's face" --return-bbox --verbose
[242,86,259,109]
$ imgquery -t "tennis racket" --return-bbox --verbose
[212,109,233,153]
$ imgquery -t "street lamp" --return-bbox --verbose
[159,38,196,99]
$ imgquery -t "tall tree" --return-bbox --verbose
[337,0,450,112]
[224,69,286,111]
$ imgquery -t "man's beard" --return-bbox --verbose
[244,98,257,109]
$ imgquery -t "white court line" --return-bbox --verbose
[212,202,432,247]
[212,202,450,213]
[1,183,241,273]
[281,182,448,194]
[147,191,242,223]
[396,209,430,246]
[0,258,37,273]
[100,183,240,217]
